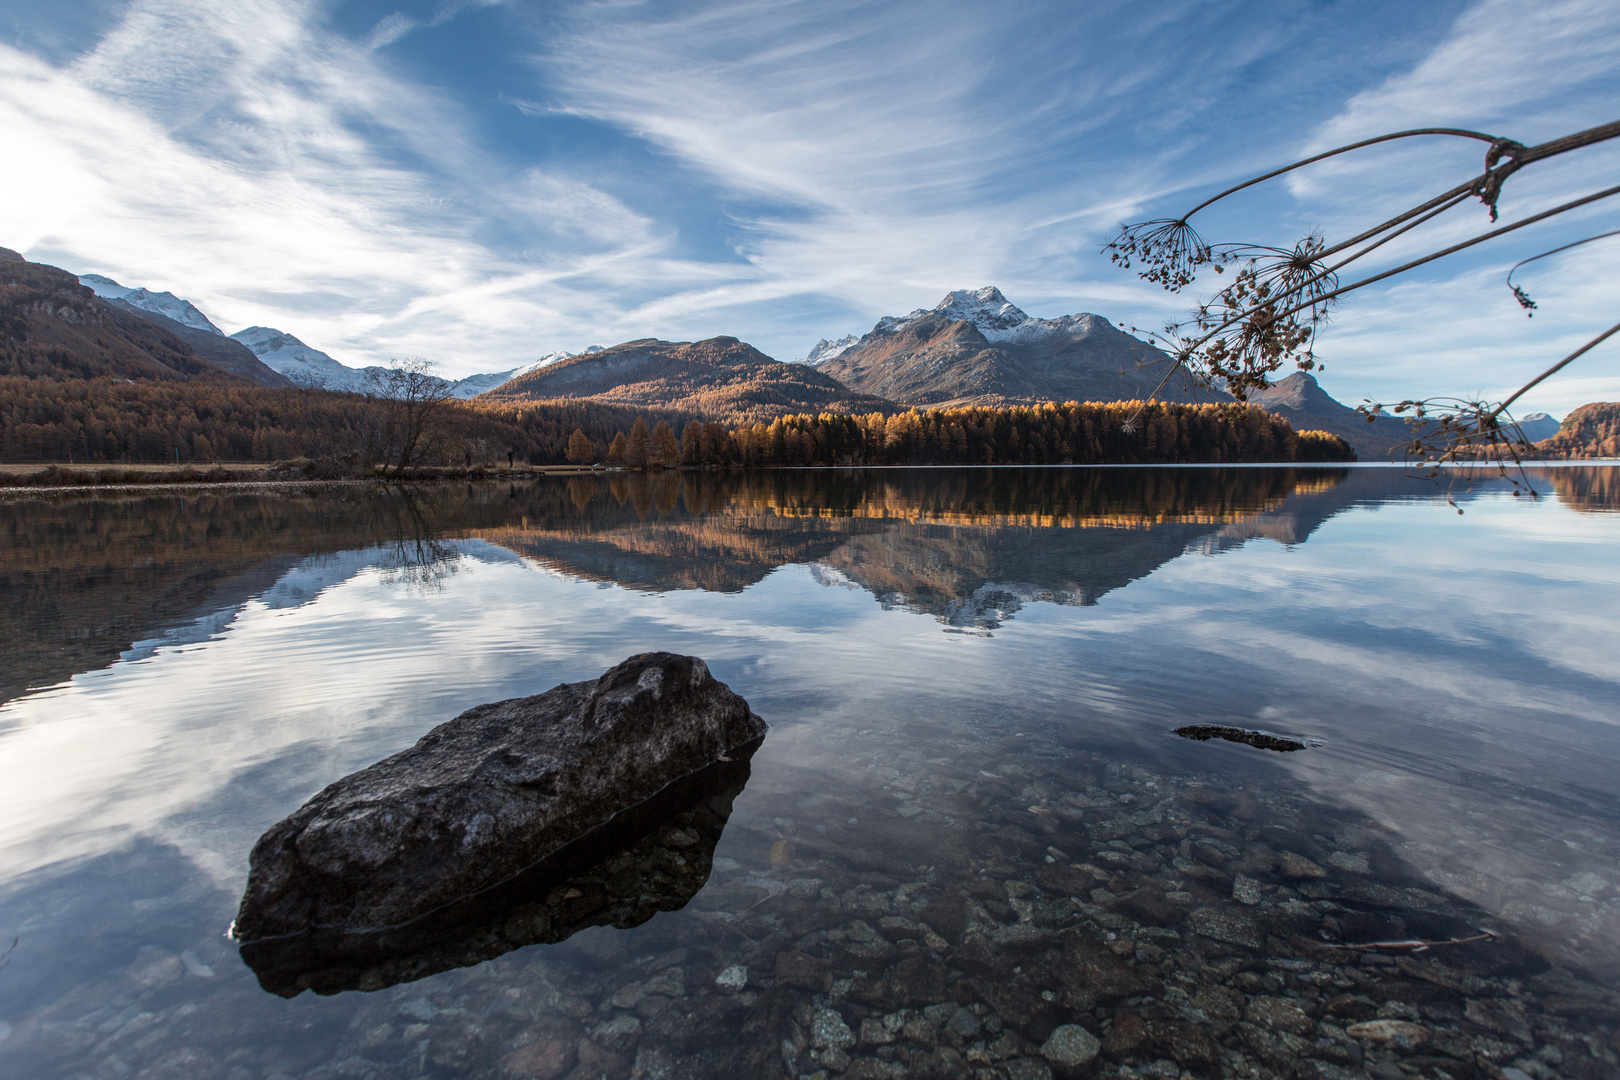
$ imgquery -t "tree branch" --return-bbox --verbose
[1180,128,1507,221]
[1173,183,1620,382]
[1492,320,1620,420]
[1249,183,1620,343]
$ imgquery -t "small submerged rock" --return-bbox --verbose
[1039,1023,1100,1068]
[1173,723,1318,752]
[1346,1018,1430,1046]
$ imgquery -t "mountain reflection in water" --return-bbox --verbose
[483,468,1354,631]
[10,466,1620,705]
[0,467,1346,705]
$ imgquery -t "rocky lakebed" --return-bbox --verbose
[9,715,1618,1080]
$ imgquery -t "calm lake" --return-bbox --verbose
[1,466,1618,1080]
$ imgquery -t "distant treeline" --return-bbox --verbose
[0,377,694,465]
[637,402,1354,466]
[0,377,1352,467]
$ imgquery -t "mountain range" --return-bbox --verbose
[77,273,565,399]
[1516,412,1562,442]
[801,286,1463,458]
[6,246,1579,458]
[2,249,275,387]
[479,336,893,423]
[808,286,1215,409]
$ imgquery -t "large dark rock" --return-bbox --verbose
[240,743,757,995]
[234,653,766,949]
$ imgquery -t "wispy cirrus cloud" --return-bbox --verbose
[2,0,1615,412]
[2,0,682,368]
[362,0,506,51]
[523,0,1334,352]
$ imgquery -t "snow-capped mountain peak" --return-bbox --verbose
[231,326,308,354]
[230,326,375,393]
[867,285,1099,346]
[78,274,225,336]
[78,273,132,300]
[795,335,860,365]
[933,286,1030,333]
[441,351,574,399]
[1514,411,1562,442]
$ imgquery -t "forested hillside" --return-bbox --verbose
[1,377,1351,467]
[646,401,1353,467]
[1,248,252,385]
[1536,402,1620,459]
[0,377,694,465]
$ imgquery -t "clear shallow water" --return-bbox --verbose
[1,466,1618,1079]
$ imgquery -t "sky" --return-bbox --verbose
[1,0,1616,415]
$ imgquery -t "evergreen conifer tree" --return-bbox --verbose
[626,417,650,469]
[566,428,595,464]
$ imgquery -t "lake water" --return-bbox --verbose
[1,466,1618,1080]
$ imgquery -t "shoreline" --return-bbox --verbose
[1,458,1615,496]
[0,461,612,493]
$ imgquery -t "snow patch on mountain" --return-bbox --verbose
[1514,412,1561,442]
[231,326,377,393]
[78,273,133,300]
[444,351,573,398]
[869,286,1103,345]
[795,335,860,365]
[79,274,225,336]
[231,328,573,397]
[74,267,569,396]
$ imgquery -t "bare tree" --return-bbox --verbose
[376,487,462,592]
[366,357,455,477]
[1105,118,1620,466]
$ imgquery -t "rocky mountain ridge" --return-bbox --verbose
[793,335,859,365]
[480,336,895,424]
[79,274,226,336]
[1244,372,1414,459]
[78,272,564,398]
[813,286,1216,409]
[2,249,267,386]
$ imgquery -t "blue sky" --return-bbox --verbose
[1,0,1616,414]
